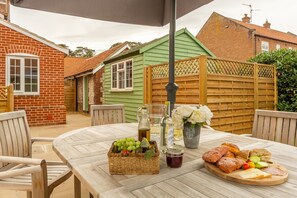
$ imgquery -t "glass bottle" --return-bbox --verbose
[160,101,174,153]
[138,106,150,141]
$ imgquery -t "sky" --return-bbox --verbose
[9,0,297,53]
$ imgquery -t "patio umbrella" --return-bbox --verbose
[10,0,213,112]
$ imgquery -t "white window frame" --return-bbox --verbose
[261,41,269,52]
[110,59,133,91]
[6,53,40,95]
[276,44,280,50]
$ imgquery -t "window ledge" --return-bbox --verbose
[14,92,40,96]
[110,89,133,93]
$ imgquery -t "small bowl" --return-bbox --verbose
[166,148,184,168]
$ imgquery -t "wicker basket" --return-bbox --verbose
[107,141,160,175]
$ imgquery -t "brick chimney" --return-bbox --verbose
[242,14,251,23]
[0,0,9,21]
[263,19,271,29]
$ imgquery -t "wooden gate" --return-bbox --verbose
[0,85,14,112]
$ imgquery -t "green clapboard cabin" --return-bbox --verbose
[103,28,215,122]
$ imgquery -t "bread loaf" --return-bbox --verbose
[202,146,229,163]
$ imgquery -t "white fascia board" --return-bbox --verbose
[93,63,105,74]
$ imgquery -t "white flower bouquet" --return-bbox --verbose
[172,105,213,129]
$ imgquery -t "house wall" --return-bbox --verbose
[94,68,103,104]
[196,13,255,61]
[104,32,214,122]
[255,36,297,54]
[77,77,83,112]
[0,23,66,126]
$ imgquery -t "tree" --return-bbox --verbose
[249,49,297,111]
[70,46,95,58]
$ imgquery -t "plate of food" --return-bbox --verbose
[202,143,288,185]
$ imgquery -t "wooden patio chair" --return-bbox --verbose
[91,104,125,126]
[251,109,297,146]
[0,110,72,198]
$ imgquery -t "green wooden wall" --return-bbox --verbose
[104,54,144,122]
[104,31,213,123]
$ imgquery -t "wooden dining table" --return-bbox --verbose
[53,123,297,198]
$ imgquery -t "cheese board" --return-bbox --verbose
[204,162,288,186]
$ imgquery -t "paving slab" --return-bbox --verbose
[0,113,92,198]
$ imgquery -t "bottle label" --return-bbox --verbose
[167,127,174,148]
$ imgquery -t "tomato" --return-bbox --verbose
[121,149,130,156]
[242,163,250,170]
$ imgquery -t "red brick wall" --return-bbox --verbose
[197,13,297,61]
[197,13,255,61]
[0,23,66,126]
[94,68,103,105]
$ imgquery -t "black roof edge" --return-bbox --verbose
[103,50,140,64]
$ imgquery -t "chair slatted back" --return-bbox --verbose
[0,110,31,168]
[252,109,297,146]
[91,104,125,126]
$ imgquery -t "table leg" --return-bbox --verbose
[74,175,81,198]
[89,193,94,198]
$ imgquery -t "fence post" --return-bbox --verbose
[274,65,278,110]
[7,84,14,111]
[143,66,152,104]
[254,63,259,110]
[199,55,207,105]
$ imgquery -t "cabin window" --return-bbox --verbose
[111,59,133,91]
[261,41,269,52]
[6,54,39,95]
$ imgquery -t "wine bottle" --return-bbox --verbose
[160,101,174,153]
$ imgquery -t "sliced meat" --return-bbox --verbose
[202,146,229,163]
[261,166,287,176]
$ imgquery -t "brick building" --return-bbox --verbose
[0,18,68,126]
[196,12,297,61]
[64,43,129,112]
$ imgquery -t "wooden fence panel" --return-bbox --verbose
[0,85,14,112]
[64,79,76,112]
[144,55,277,134]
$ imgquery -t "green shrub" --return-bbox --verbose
[249,49,297,112]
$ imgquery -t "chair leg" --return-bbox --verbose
[27,191,32,198]
[74,175,81,198]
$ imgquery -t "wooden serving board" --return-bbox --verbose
[204,162,288,186]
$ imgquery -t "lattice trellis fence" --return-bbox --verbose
[0,85,14,112]
[144,55,277,134]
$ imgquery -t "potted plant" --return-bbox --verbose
[172,105,213,148]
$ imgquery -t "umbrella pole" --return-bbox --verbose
[166,0,178,116]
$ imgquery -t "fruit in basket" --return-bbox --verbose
[113,137,156,160]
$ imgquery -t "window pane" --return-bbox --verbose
[25,59,31,66]
[25,84,31,92]
[118,71,125,89]
[32,59,38,67]
[10,66,15,74]
[32,76,38,83]
[32,68,38,75]
[25,67,31,75]
[25,76,31,83]
[15,84,20,90]
[16,59,20,66]
[32,84,38,92]
[112,65,117,88]
[10,59,15,66]
[126,61,132,88]
[118,63,124,70]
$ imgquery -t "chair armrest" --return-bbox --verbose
[31,137,55,143]
[0,156,43,165]
[0,156,46,180]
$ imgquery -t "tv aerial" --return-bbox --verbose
[243,4,260,23]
